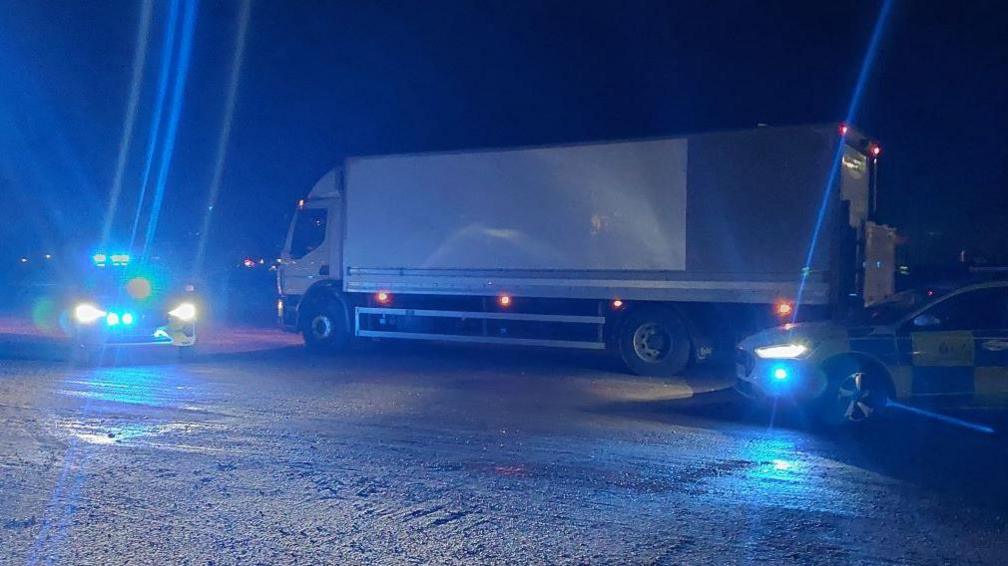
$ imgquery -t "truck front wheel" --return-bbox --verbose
[617,307,692,376]
[302,301,349,354]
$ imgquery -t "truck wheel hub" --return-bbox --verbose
[311,315,333,339]
[632,323,671,362]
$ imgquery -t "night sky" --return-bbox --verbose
[1,0,1005,266]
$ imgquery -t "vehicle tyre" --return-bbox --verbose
[302,300,349,354]
[817,359,890,426]
[177,346,197,362]
[69,343,101,366]
[617,307,692,376]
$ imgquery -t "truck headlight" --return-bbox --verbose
[754,343,809,359]
[168,302,197,321]
[74,303,106,324]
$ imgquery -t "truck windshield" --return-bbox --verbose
[289,208,327,259]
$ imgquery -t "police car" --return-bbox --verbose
[736,281,1008,424]
[67,251,200,362]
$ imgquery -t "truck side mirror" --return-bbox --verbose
[912,313,941,328]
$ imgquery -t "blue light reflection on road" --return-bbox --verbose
[729,435,859,517]
[61,366,185,407]
[28,363,197,564]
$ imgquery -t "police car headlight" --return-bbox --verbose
[74,303,106,324]
[168,302,197,321]
[754,343,809,359]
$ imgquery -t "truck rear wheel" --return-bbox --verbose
[618,307,692,376]
[302,300,349,354]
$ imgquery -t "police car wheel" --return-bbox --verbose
[69,342,104,366]
[823,371,888,425]
[177,346,196,362]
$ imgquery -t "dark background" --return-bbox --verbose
[1,0,1005,271]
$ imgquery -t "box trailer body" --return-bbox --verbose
[278,124,893,375]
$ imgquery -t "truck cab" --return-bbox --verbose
[277,169,342,338]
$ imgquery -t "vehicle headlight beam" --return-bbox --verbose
[74,303,107,324]
[754,343,809,359]
[168,302,197,321]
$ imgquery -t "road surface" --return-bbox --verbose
[1,323,1006,564]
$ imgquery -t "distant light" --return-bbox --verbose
[926,289,935,297]
[258,258,265,265]
[870,144,881,157]
[19,257,28,264]
[838,123,849,136]
[772,367,789,380]
[298,199,305,209]
[277,298,284,318]
[106,312,120,326]
[772,459,792,471]
[92,253,107,266]
[121,312,135,325]
[43,253,52,260]
[375,292,391,305]
[184,284,196,292]
[498,295,512,307]
[110,254,130,265]
[611,299,624,309]
[243,257,255,268]
[774,301,794,317]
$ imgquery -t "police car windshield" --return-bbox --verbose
[848,288,943,326]
[80,252,184,298]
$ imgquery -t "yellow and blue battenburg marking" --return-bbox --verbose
[836,328,1008,401]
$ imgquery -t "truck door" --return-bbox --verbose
[837,141,895,308]
[280,204,332,296]
[971,287,1008,400]
[862,221,896,306]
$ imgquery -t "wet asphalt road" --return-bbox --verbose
[1,324,1007,565]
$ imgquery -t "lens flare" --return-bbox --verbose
[130,0,182,251]
[194,0,252,272]
[794,0,893,321]
[102,0,154,244]
[126,277,153,300]
[141,0,200,257]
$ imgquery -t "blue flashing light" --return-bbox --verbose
[122,312,135,325]
[772,367,790,381]
[106,312,120,326]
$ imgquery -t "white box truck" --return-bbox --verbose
[277,124,894,375]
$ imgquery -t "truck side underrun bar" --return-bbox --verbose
[354,307,607,350]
